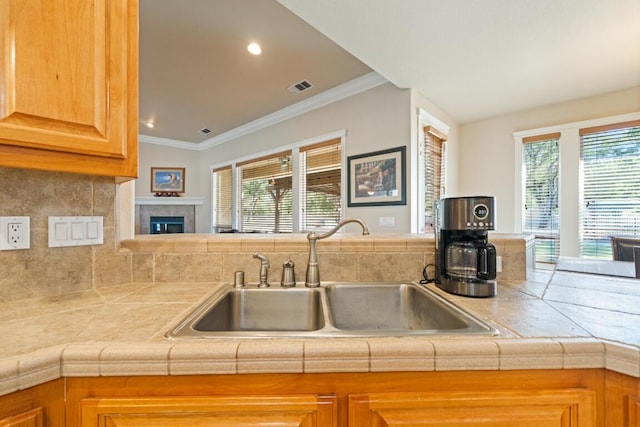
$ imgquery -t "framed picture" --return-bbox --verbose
[151,167,185,193]
[347,146,406,206]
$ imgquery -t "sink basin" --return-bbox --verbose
[166,282,498,338]
[325,283,474,332]
[169,287,325,338]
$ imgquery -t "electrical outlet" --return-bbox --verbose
[0,216,30,250]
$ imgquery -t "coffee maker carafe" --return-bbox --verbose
[435,196,497,297]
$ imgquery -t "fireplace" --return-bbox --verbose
[150,216,185,234]
[135,197,202,234]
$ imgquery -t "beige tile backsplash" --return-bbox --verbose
[126,233,532,285]
[0,167,532,302]
[0,167,132,302]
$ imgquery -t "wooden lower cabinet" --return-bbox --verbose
[0,407,43,427]
[604,370,640,427]
[65,370,606,427]
[0,369,622,426]
[0,380,64,427]
[79,395,336,426]
[349,389,596,426]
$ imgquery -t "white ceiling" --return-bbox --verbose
[139,0,640,146]
[139,0,371,145]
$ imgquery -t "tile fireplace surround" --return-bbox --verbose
[135,197,203,234]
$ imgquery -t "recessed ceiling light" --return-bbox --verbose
[146,121,155,129]
[247,42,262,56]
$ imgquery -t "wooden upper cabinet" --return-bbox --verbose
[0,0,138,179]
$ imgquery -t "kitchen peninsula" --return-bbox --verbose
[0,233,638,426]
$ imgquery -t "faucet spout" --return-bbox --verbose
[305,218,370,288]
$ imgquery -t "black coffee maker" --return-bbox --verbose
[435,196,497,297]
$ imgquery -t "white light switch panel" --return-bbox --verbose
[48,216,103,247]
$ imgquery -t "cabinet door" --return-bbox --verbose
[80,395,336,427]
[0,407,42,427]
[349,389,595,427]
[629,395,640,427]
[0,0,138,178]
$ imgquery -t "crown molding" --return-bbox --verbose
[138,134,199,150]
[139,71,388,152]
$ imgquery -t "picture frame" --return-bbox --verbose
[151,167,185,193]
[347,146,406,206]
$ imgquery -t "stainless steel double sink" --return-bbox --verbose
[166,282,498,338]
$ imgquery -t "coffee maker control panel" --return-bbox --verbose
[439,196,495,231]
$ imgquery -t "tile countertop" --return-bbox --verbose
[0,270,639,397]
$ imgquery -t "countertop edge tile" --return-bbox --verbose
[368,337,435,372]
[237,340,304,374]
[99,343,173,376]
[61,343,107,377]
[554,337,606,369]
[432,339,500,371]
[17,345,64,391]
[0,339,639,397]
[604,340,640,377]
[303,339,370,373]
[169,341,238,375]
[497,339,564,371]
[0,357,20,396]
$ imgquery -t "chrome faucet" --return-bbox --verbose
[252,252,270,287]
[305,218,370,288]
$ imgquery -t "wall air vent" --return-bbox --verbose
[199,128,212,135]
[288,80,313,94]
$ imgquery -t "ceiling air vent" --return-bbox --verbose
[199,128,212,135]
[288,80,313,95]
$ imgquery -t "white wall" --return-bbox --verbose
[198,83,416,234]
[458,87,640,234]
[137,142,201,197]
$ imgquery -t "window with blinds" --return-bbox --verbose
[424,126,446,232]
[300,139,342,230]
[212,166,233,232]
[522,133,560,264]
[580,120,640,259]
[238,152,293,233]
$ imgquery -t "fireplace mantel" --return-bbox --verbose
[135,197,204,206]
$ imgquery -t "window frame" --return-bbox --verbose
[579,120,640,259]
[209,131,346,233]
[416,108,450,234]
[513,112,640,258]
[522,132,561,264]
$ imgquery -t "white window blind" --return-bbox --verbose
[238,152,293,233]
[212,166,233,232]
[522,133,560,264]
[424,126,446,232]
[299,139,342,230]
[580,120,640,259]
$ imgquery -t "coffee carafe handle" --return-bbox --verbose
[477,243,497,280]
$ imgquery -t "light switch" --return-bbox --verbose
[55,223,68,241]
[87,221,99,239]
[71,222,84,240]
